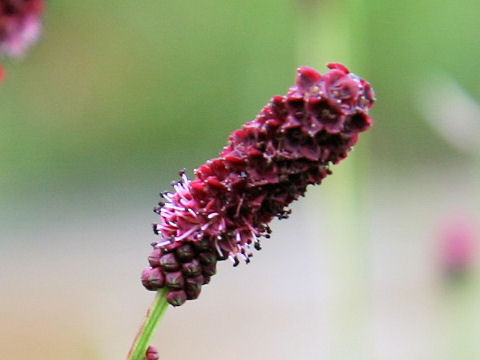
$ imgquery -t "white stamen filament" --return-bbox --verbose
[207,212,219,219]
[155,239,173,247]
[235,197,244,217]
[215,241,223,256]
[175,225,200,241]
[167,205,186,212]
[187,208,198,218]
[219,218,226,232]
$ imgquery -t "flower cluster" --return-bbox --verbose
[142,63,375,306]
[142,235,222,306]
[0,0,44,57]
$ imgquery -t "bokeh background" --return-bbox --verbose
[1,1,480,359]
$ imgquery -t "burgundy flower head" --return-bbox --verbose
[142,63,375,306]
[0,0,44,57]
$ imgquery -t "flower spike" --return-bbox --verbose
[142,64,375,306]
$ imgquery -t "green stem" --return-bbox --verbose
[126,289,169,360]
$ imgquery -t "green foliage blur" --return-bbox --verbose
[2,0,479,199]
[1,1,297,201]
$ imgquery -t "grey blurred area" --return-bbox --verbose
[1,1,480,359]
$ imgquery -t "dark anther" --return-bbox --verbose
[152,224,159,235]
[254,242,262,250]
[233,257,240,267]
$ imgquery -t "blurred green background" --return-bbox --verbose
[1,1,479,359]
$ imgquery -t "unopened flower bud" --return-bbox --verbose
[148,248,163,267]
[186,274,204,287]
[141,267,165,290]
[185,277,202,300]
[176,244,195,262]
[145,345,159,360]
[159,253,180,272]
[185,286,201,300]
[202,263,217,276]
[167,290,187,306]
[198,251,217,265]
[193,238,211,252]
[181,259,202,277]
[165,271,185,289]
